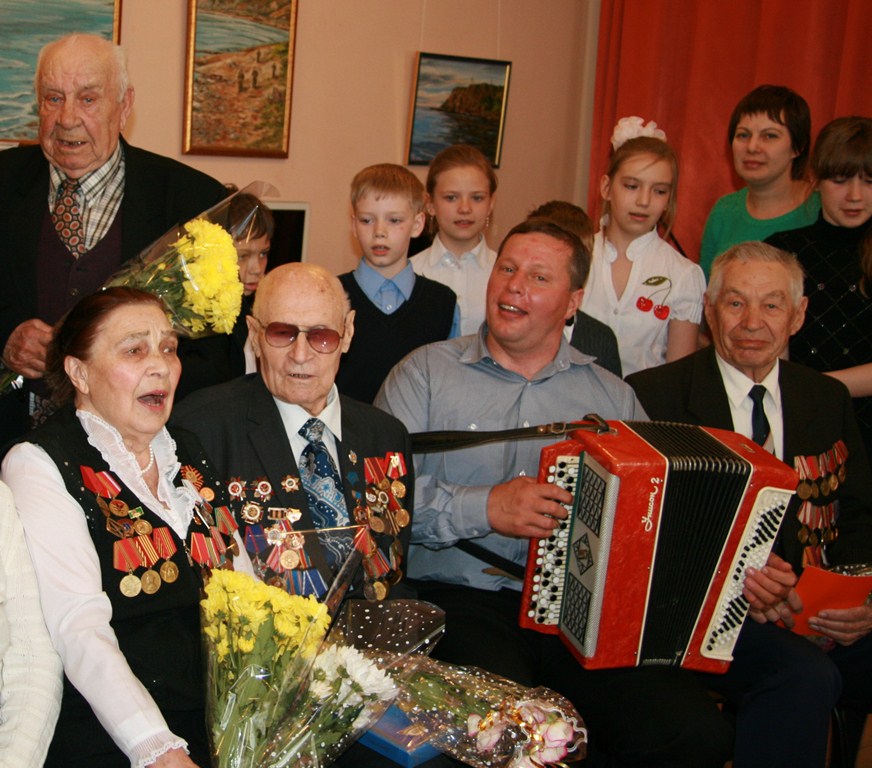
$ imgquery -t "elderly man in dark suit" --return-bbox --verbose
[627,241,872,768]
[0,33,225,443]
[172,262,413,599]
[172,262,421,767]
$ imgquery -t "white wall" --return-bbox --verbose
[121,0,597,273]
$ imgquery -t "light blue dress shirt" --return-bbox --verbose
[375,328,646,591]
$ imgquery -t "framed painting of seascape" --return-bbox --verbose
[406,52,511,168]
[183,0,297,157]
[0,0,120,145]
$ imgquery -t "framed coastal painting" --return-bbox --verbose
[183,0,298,157]
[406,52,511,168]
[0,0,121,144]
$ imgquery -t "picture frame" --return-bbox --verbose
[183,0,298,157]
[0,0,121,145]
[406,52,511,168]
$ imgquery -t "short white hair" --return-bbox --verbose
[35,34,130,103]
[707,241,805,308]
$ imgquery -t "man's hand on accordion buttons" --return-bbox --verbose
[809,603,872,646]
[744,552,801,626]
[486,476,571,539]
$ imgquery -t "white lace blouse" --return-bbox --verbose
[1,410,249,768]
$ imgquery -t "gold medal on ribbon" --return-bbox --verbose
[279,549,300,570]
[133,519,153,536]
[394,508,410,528]
[200,487,215,502]
[797,481,812,501]
[391,480,406,499]
[368,512,385,533]
[141,569,161,594]
[160,560,179,583]
[120,573,142,597]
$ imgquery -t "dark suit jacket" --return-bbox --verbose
[0,139,226,345]
[171,375,415,592]
[0,139,226,444]
[626,346,872,572]
[569,310,622,378]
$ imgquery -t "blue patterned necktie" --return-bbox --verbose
[298,417,352,568]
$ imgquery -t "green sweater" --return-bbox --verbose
[699,188,821,277]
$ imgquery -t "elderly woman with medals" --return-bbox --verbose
[1,287,250,768]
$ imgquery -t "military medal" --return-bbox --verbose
[141,569,161,594]
[279,548,300,570]
[368,512,385,533]
[114,539,142,597]
[109,498,129,517]
[281,475,300,493]
[254,478,273,502]
[241,501,263,524]
[228,478,246,501]
[394,508,410,528]
[181,465,204,490]
[120,573,142,597]
[134,519,153,536]
[160,560,179,583]
[200,487,215,502]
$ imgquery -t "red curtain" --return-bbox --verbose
[588,0,872,262]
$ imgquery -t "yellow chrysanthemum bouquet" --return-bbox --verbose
[103,182,274,337]
[202,569,330,768]
[202,563,447,768]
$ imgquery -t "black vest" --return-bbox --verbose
[29,408,225,765]
[336,272,456,403]
[36,207,124,325]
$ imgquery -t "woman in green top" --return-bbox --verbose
[699,85,820,277]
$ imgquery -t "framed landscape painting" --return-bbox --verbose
[183,0,298,157]
[0,0,121,144]
[406,52,511,167]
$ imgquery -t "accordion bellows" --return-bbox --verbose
[520,420,798,674]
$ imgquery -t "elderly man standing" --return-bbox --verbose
[375,218,733,767]
[0,33,225,443]
[627,241,872,768]
[173,262,413,603]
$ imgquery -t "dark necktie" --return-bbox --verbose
[298,417,352,568]
[748,384,770,447]
[52,178,86,257]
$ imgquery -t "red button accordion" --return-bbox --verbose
[519,420,798,674]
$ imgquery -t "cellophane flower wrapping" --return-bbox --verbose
[397,658,587,767]
[255,598,446,768]
[201,568,331,768]
[103,182,275,338]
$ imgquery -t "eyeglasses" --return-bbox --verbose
[252,317,344,354]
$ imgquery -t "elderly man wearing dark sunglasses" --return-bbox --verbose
[172,263,415,612]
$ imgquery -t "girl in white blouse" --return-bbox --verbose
[581,117,705,376]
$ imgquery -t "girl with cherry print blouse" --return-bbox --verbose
[581,117,705,377]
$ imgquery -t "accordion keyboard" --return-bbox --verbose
[701,489,790,659]
[525,453,579,627]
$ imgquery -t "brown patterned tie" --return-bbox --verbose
[52,179,86,256]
